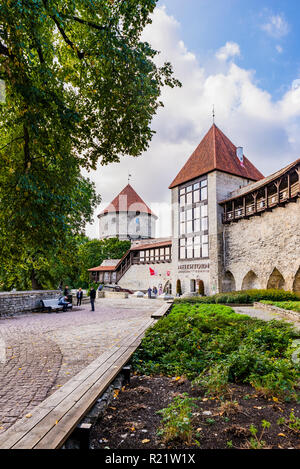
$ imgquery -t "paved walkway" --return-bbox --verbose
[232,306,300,330]
[0,298,163,433]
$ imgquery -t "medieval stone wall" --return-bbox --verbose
[223,198,300,292]
[118,262,172,292]
[0,290,60,317]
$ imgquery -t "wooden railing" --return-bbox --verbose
[223,180,299,223]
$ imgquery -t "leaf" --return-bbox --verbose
[278,433,286,437]
[142,439,150,444]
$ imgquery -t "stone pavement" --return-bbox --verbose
[232,306,300,330]
[0,298,164,434]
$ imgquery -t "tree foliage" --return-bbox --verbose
[0,0,180,288]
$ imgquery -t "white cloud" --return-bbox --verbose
[85,6,300,239]
[216,42,240,61]
[261,14,290,38]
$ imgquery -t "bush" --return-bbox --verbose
[261,301,300,313]
[174,289,300,305]
[132,303,300,401]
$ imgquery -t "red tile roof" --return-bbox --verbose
[130,240,172,251]
[169,124,264,189]
[98,184,157,218]
[88,266,116,272]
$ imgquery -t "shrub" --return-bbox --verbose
[261,301,300,313]
[132,303,300,400]
[174,289,300,305]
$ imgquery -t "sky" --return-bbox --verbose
[85,0,300,238]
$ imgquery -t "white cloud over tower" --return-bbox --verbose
[85,5,300,238]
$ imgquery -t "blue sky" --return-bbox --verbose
[158,0,299,99]
[86,1,300,238]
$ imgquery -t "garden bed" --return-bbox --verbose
[90,374,300,450]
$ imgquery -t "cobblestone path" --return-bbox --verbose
[0,298,163,433]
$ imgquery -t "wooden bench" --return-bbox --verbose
[40,299,72,313]
[0,317,156,449]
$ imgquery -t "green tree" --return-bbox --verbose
[0,0,180,289]
[78,237,131,285]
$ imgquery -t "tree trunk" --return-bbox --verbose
[31,270,43,290]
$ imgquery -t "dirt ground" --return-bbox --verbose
[90,374,300,450]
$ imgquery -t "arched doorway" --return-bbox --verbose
[222,271,236,292]
[267,268,285,290]
[242,271,260,290]
[292,267,300,294]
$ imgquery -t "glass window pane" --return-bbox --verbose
[186,221,193,233]
[186,192,192,205]
[193,190,200,203]
[201,217,208,231]
[201,179,207,187]
[187,247,193,258]
[186,209,193,220]
[193,183,200,190]
[180,188,185,195]
[194,236,201,245]
[201,187,208,200]
[194,246,201,257]
[187,237,193,246]
[180,247,186,259]
[187,185,192,192]
[180,238,185,247]
[180,211,185,222]
[202,234,208,243]
[194,206,200,219]
[202,244,209,257]
[180,223,185,235]
[180,195,185,206]
[194,219,200,232]
[201,205,208,217]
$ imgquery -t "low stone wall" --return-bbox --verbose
[0,290,60,317]
[102,291,128,299]
[253,302,300,322]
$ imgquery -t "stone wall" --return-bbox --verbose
[119,262,172,292]
[223,198,300,292]
[0,290,60,317]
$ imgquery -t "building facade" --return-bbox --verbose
[89,124,300,296]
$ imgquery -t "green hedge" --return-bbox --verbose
[174,289,300,305]
[261,301,300,313]
[132,303,300,401]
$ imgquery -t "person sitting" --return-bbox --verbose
[58,296,69,312]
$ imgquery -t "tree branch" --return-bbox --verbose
[0,136,25,152]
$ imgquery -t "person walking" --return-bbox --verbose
[158,284,163,296]
[90,287,96,311]
[147,287,152,299]
[76,288,83,306]
[153,286,158,296]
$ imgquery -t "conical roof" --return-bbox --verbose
[98,184,157,218]
[169,124,264,189]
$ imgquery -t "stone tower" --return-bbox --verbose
[98,184,157,241]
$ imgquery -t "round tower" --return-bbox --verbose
[98,184,157,241]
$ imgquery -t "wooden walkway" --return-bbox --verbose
[0,302,172,449]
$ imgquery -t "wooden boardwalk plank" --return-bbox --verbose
[0,317,156,449]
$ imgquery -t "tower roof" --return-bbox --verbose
[98,184,157,218]
[169,124,264,189]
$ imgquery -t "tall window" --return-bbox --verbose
[178,177,208,259]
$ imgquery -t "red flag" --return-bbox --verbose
[167,270,170,277]
[149,267,155,276]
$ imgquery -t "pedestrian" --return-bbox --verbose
[158,284,163,296]
[64,285,70,296]
[90,287,96,311]
[76,287,83,306]
[153,286,158,296]
[147,286,152,299]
